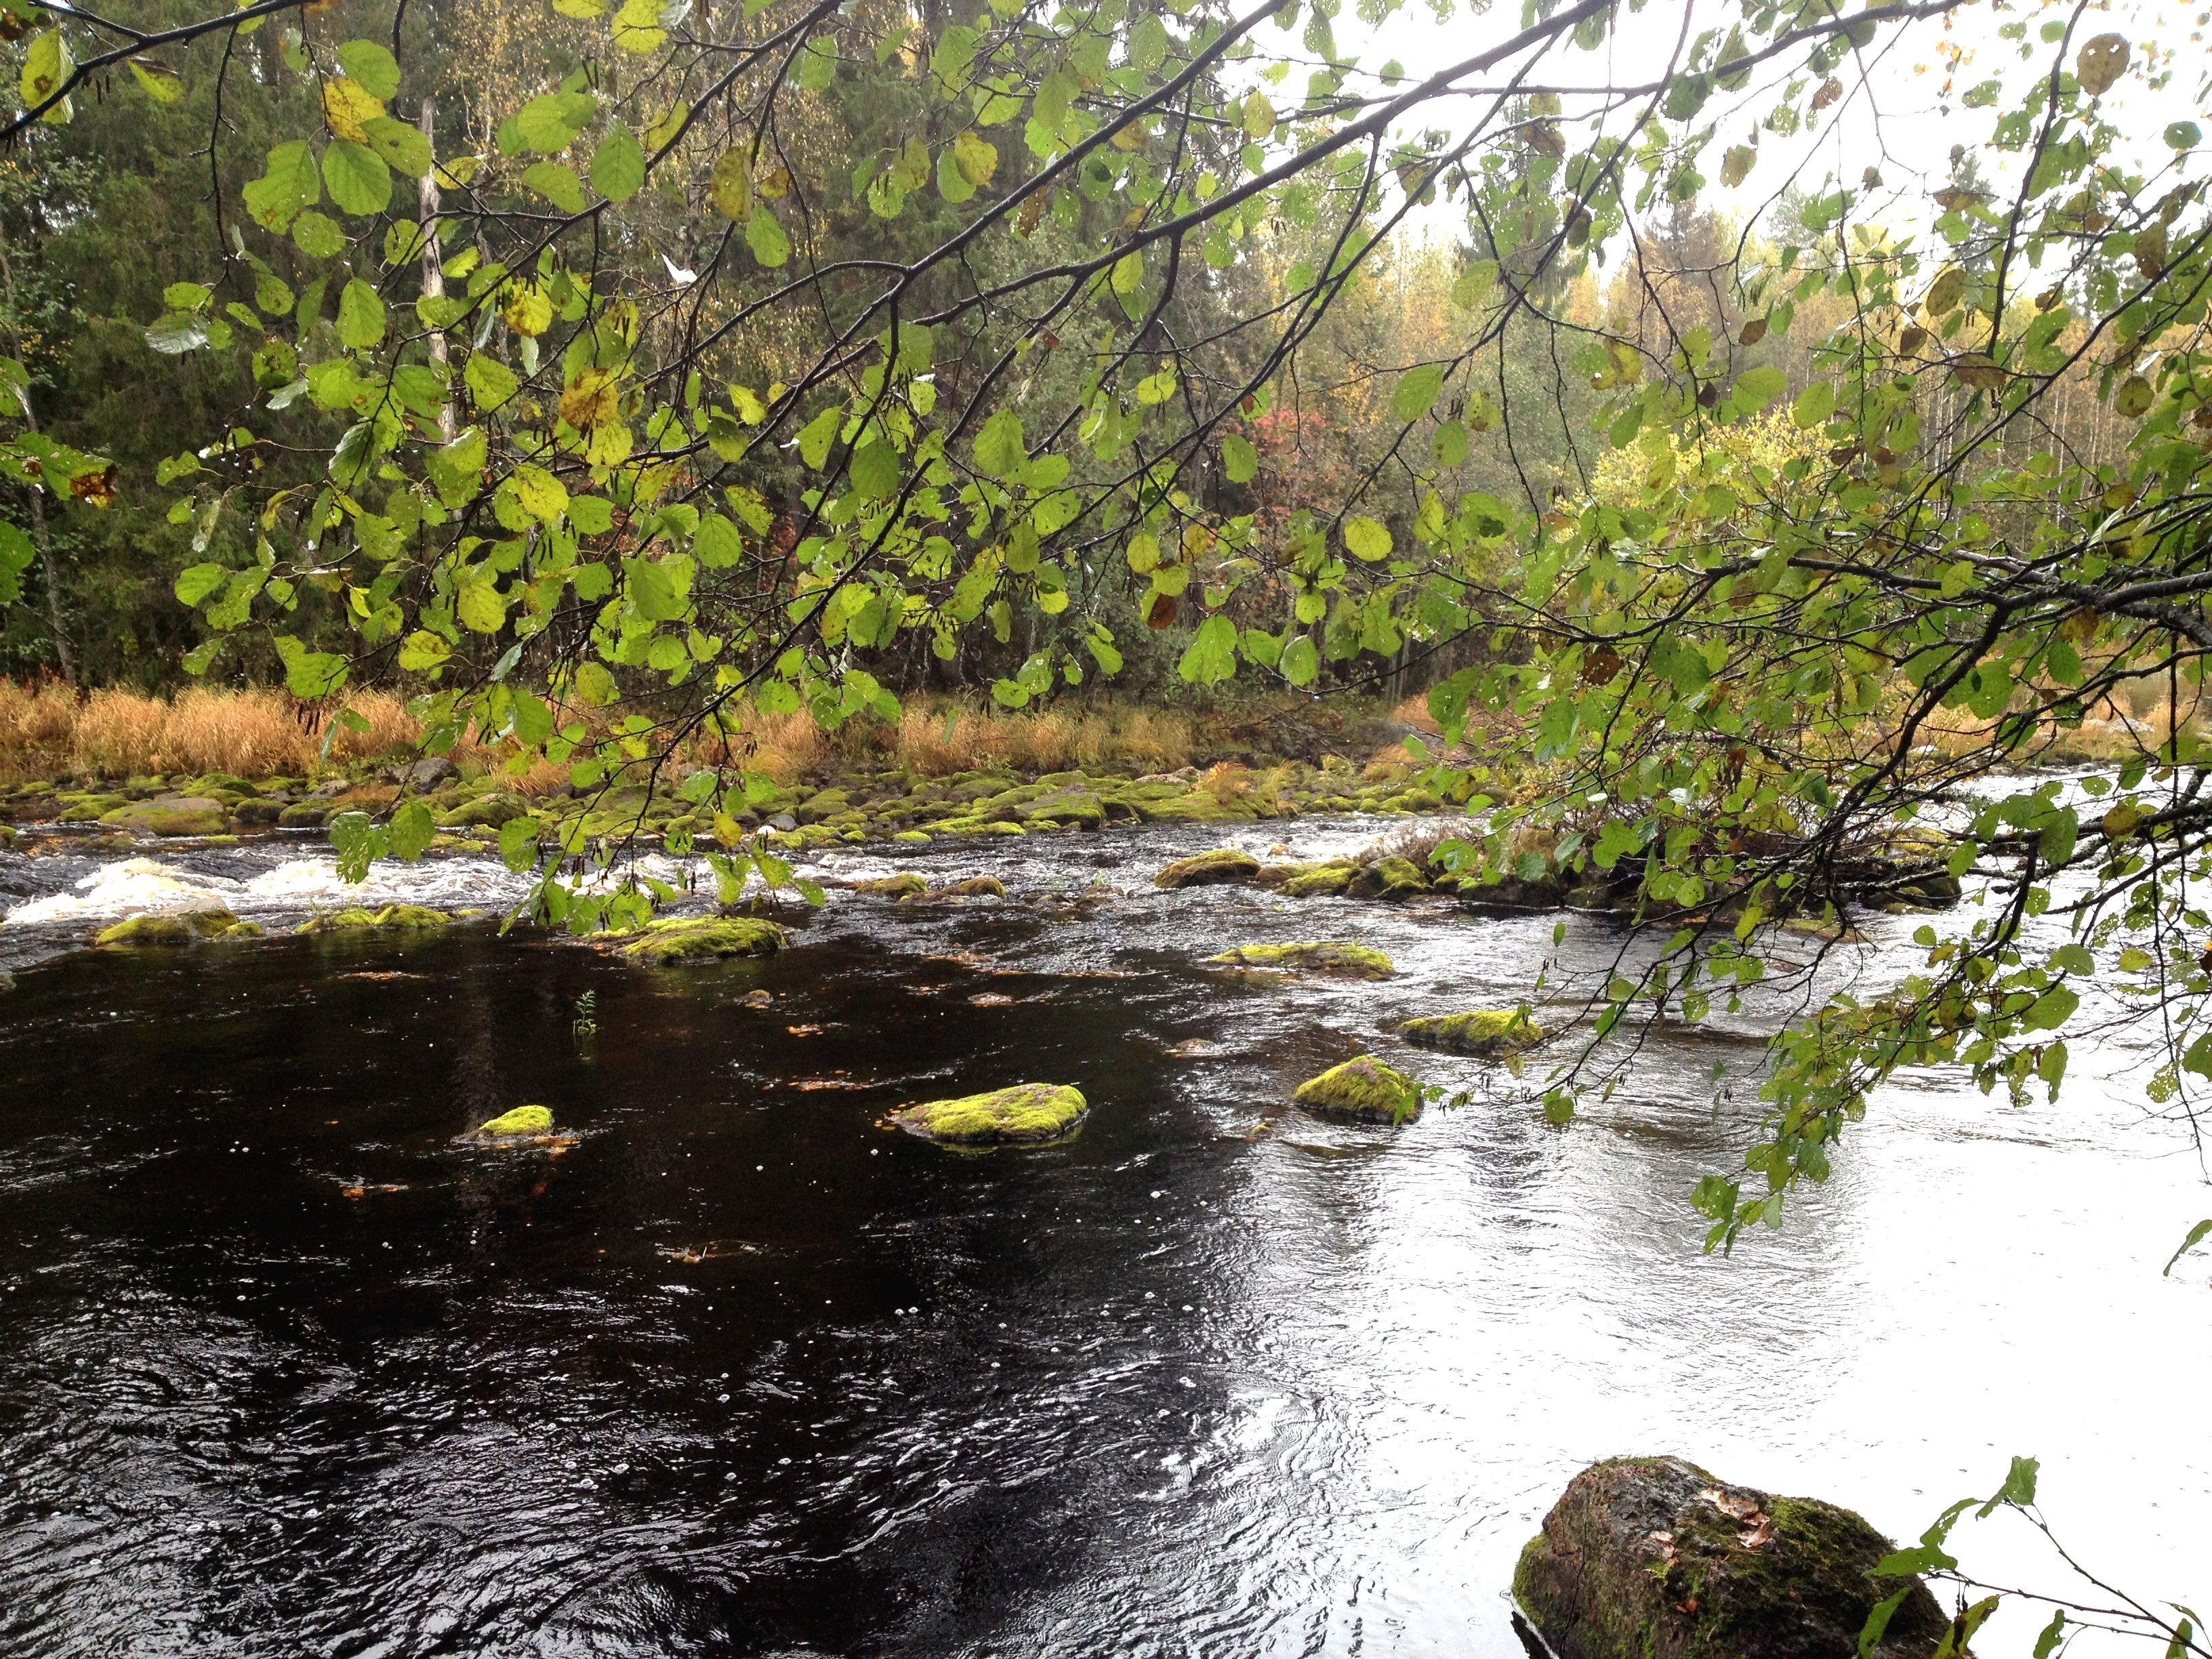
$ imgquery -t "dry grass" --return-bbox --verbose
[691,698,1201,783]
[0,678,431,782]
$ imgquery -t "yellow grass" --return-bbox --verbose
[0,680,430,782]
[691,698,1201,783]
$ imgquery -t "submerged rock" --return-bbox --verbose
[1154,848,1261,889]
[924,875,1006,899]
[1279,861,1358,898]
[96,909,262,946]
[297,904,453,935]
[1513,1457,1946,1659]
[1206,941,1396,979]
[853,872,929,900]
[1398,1009,1544,1056]
[1293,1054,1422,1123]
[621,915,787,965]
[893,1082,1088,1145]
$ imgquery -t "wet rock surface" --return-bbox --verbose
[1514,1457,1946,1659]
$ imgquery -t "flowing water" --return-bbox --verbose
[1,818,2207,1657]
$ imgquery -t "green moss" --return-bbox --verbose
[1282,861,1358,897]
[1513,1456,1946,1659]
[854,872,929,899]
[1398,1008,1544,1056]
[1131,791,1251,824]
[893,829,932,843]
[893,1082,1089,1145]
[1294,1055,1421,1123]
[96,909,249,947]
[924,875,1006,899]
[1154,848,1262,889]
[278,802,332,828]
[1206,941,1396,979]
[620,915,787,964]
[1349,855,1430,900]
[98,797,229,836]
[436,791,531,828]
[297,903,454,935]
[478,1104,554,1136]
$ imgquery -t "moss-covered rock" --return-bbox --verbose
[479,1104,554,1136]
[437,790,531,829]
[1293,1054,1421,1123]
[297,903,454,934]
[1398,1008,1544,1056]
[893,1082,1088,1145]
[620,915,787,964]
[1513,1457,1945,1659]
[1131,791,1252,824]
[854,872,928,899]
[1206,941,1396,979]
[923,875,1006,899]
[278,802,332,829]
[1154,848,1261,889]
[96,909,259,946]
[98,796,230,837]
[1282,861,1359,898]
[1348,855,1430,901]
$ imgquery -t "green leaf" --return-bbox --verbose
[1223,433,1258,483]
[144,313,209,354]
[464,353,518,410]
[329,811,388,883]
[274,635,348,698]
[975,409,1026,477]
[397,630,451,670]
[174,562,228,606]
[849,437,901,499]
[745,206,790,266]
[1177,614,1238,685]
[128,59,184,104]
[523,161,586,213]
[1734,365,1787,409]
[243,141,321,230]
[1279,633,1319,686]
[1392,363,1444,423]
[335,39,401,101]
[590,126,647,201]
[796,406,840,470]
[389,798,435,861]
[1343,515,1393,561]
[456,578,507,633]
[514,90,596,153]
[1792,380,1837,428]
[2166,1218,2212,1276]
[336,278,386,350]
[499,815,543,872]
[20,30,73,123]
[323,140,394,216]
[291,210,346,259]
[937,143,975,203]
[512,463,568,523]
[361,115,432,178]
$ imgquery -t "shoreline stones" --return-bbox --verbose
[1206,941,1396,980]
[1398,1009,1544,1056]
[1294,1055,1421,1123]
[892,1082,1088,1146]
[619,915,787,965]
[1513,1457,1946,1659]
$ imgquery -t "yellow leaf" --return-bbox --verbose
[1242,89,1274,141]
[560,367,621,430]
[611,0,667,53]
[951,129,998,186]
[514,464,569,523]
[319,75,386,143]
[709,148,754,221]
[552,0,606,14]
[644,102,689,151]
[756,164,792,200]
[501,281,554,337]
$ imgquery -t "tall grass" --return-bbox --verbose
[700,699,1200,783]
[0,680,425,782]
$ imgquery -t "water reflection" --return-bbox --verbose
[0,821,2207,1656]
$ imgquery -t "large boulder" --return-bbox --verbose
[619,915,787,964]
[1398,1009,1543,1055]
[98,796,228,837]
[1293,1055,1421,1123]
[1206,941,1395,979]
[1514,1457,1946,1659]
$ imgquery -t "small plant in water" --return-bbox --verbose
[572,990,598,1038]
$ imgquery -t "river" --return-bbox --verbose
[1,816,2207,1657]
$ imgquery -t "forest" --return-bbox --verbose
[0,0,2207,1652]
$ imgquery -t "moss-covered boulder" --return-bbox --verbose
[893,1082,1088,1146]
[1293,1055,1421,1123]
[1206,941,1396,979]
[1348,855,1430,901]
[436,790,531,829]
[480,1105,554,1136]
[854,872,928,899]
[1513,1457,1945,1659]
[1131,791,1252,824]
[1398,1009,1544,1056]
[96,909,262,946]
[1281,861,1358,898]
[98,796,229,837]
[1154,848,1261,889]
[620,915,787,964]
[298,904,453,935]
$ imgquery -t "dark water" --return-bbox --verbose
[2,821,2207,1657]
